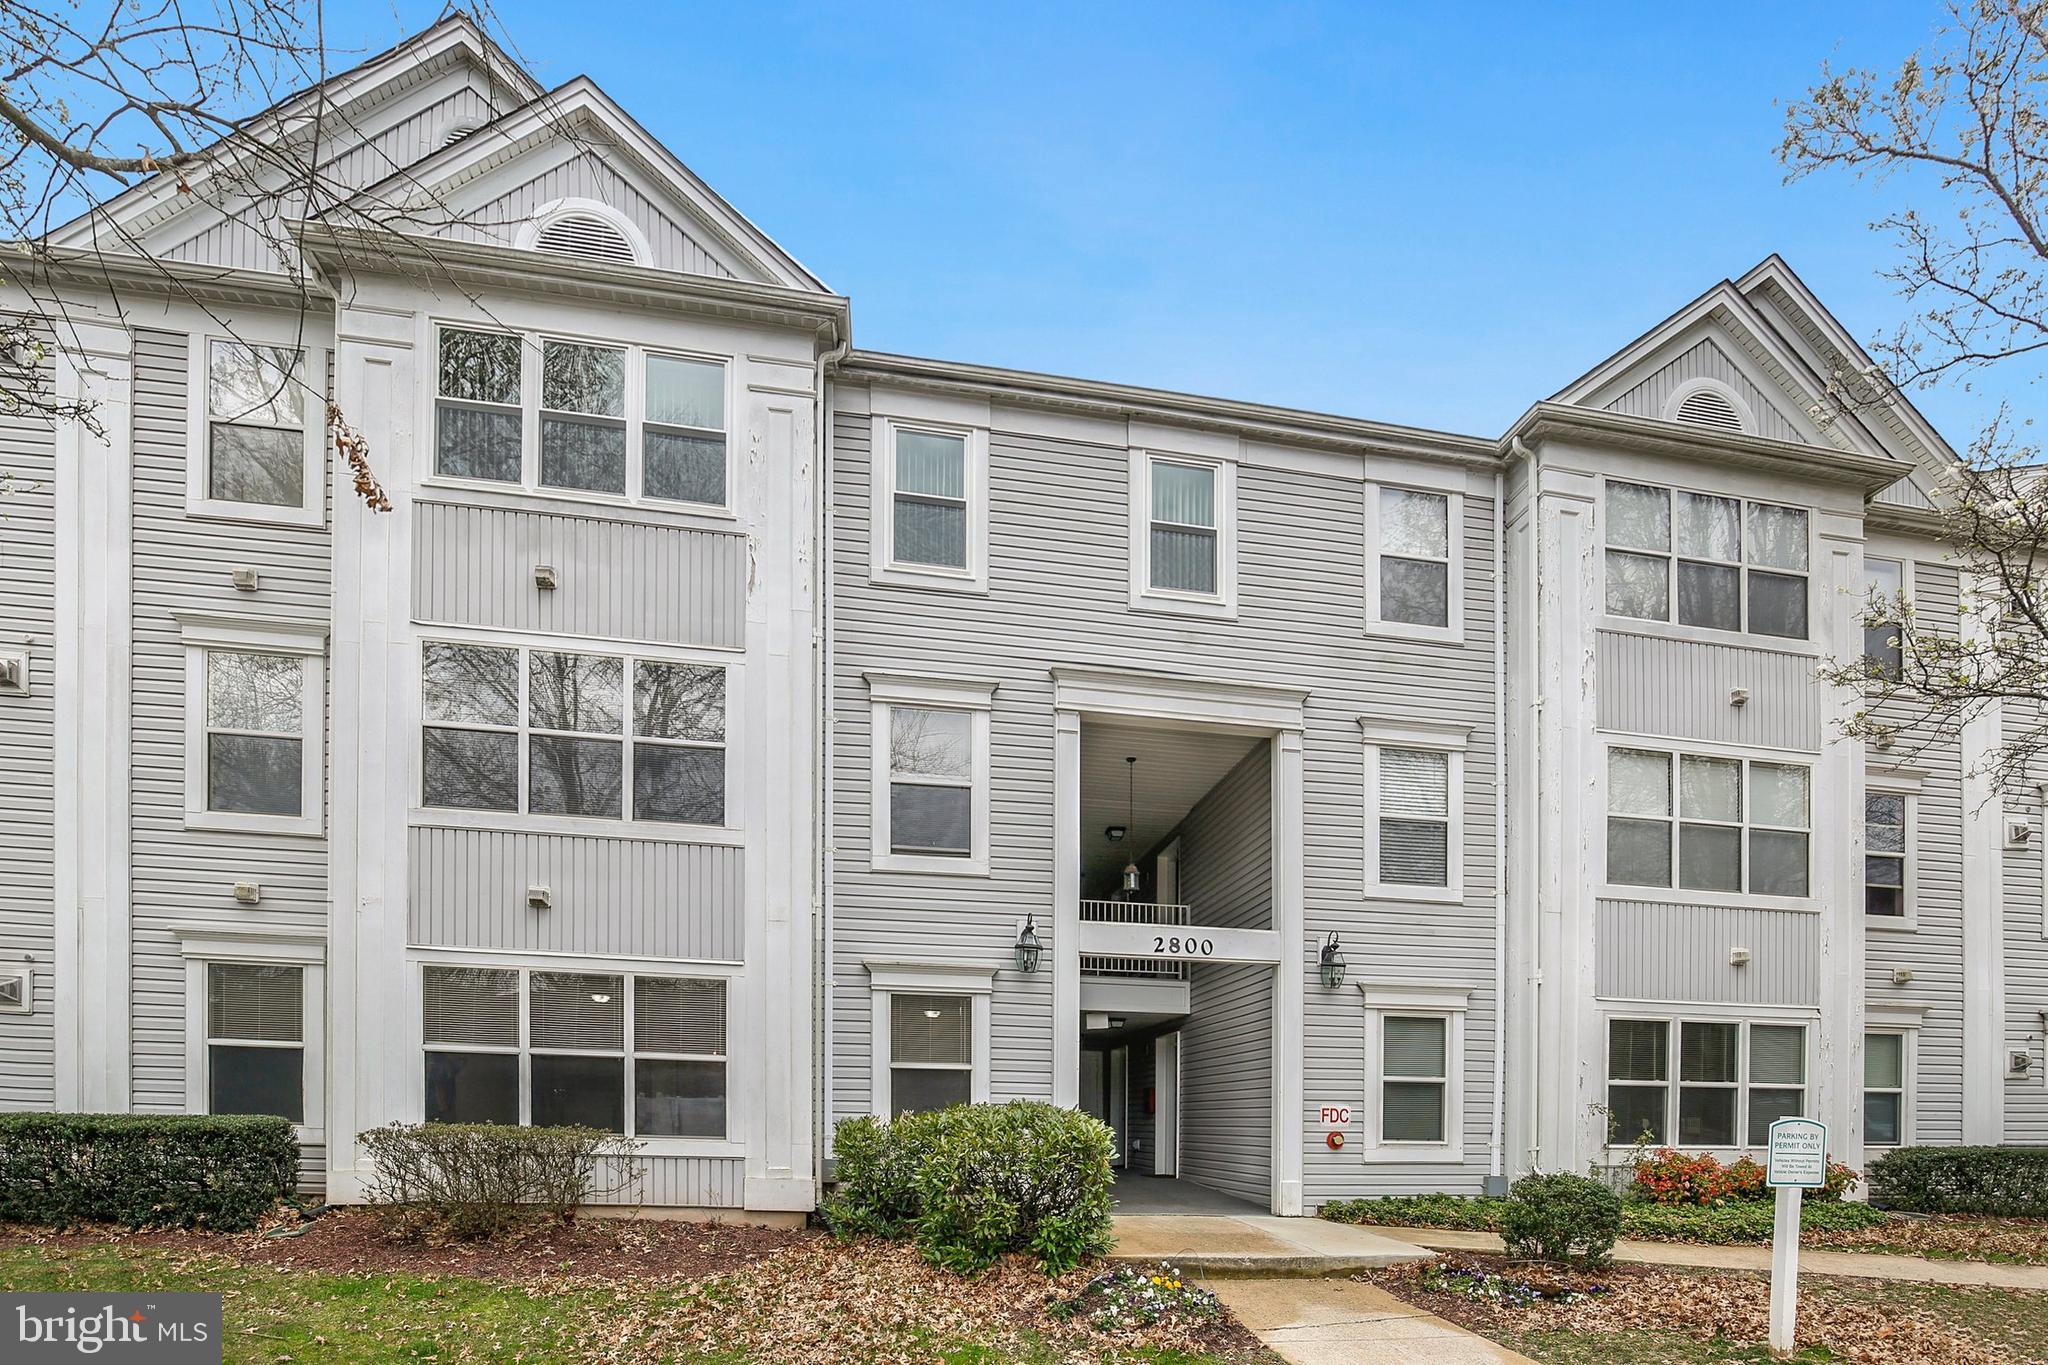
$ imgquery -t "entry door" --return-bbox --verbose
[1078,1047,1128,1168]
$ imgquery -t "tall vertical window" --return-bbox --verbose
[1607,748,1810,897]
[892,429,969,569]
[204,651,306,817]
[421,965,728,1139]
[643,354,726,505]
[872,417,987,591]
[1864,1033,1906,1147]
[888,708,972,857]
[1374,488,1454,630]
[1380,1016,1448,1142]
[1377,749,1451,887]
[206,963,303,1123]
[1149,460,1218,594]
[1747,1024,1808,1145]
[1607,1018,1669,1145]
[206,340,307,508]
[1678,1021,1738,1146]
[1865,791,1908,917]
[1604,481,1809,639]
[1863,557,1905,679]
[889,994,972,1115]
[436,328,524,482]
[540,340,627,494]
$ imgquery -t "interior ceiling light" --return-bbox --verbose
[1121,756,1140,896]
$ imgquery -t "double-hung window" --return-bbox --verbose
[421,965,728,1139]
[1362,722,1466,898]
[205,963,305,1124]
[1381,1017,1449,1142]
[1368,486,1461,638]
[1863,557,1905,680]
[1607,1017,1808,1149]
[1360,985,1468,1159]
[868,675,994,874]
[420,642,727,828]
[1130,451,1236,615]
[871,413,988,591]
[1604,481,1809,640]
[1865,790,1909,918]
[181,618,326,836]
[432,325,731,510]
[191,337,325,521]
[1864,1032,1908,1147]
[889,994,973,1115]
[1606,747,1810,898]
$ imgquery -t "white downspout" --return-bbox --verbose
[1490,460,1509,1183]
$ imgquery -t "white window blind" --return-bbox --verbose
[529,973,624,1051]
[635,977,726,1056]
[207,963,303,1043]
[1149,460,1218,594]
[422,966,518,1047]
[1378,748,1451,886]
[893,430,969,569]
[1381,1016,1448,1142]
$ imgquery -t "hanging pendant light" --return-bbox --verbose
[1120,756,1141,896]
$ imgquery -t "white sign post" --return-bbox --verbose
[1765,1117,1827,1356]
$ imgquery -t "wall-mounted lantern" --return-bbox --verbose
[1318,932,1347,989]
[1014,915,1043,974]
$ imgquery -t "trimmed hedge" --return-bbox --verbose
[0,1112,297,1230]
[1320,1192,1895,1245]
[1320,1193,1504,1231]
[823,1101,1114,1275]
[359,1123,640,1240]
[1867,1146,2048,1217]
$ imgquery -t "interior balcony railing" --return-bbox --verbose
[1079,899,1190,980]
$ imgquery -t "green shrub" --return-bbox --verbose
[0,1112,297,1231]
[358,1123,640,1240]
[1499,1172,1623,1266]
[824,1101,1114,1275]
[1621,1198,1891,1244]
[1628,1147,1858,1205]
[1319,1194,1506,1231]
[1867,1146,2048,1217]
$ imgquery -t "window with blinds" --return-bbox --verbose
[1606,1018,1669,1146]
[1380,1016,1448,1143]
[420,965,728,1139]
[1864,1032,1906,1147]
[892,428,969,570]
[1375,747,1451,887]
[206,963,304,1124]
[890,994,972,1115]
[1148,459,1218,595]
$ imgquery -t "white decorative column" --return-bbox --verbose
[1960,572,2006,1143]
[1270,726,1305,1215]
[1816,514,1867,1165]
[1052,709,1081,1108]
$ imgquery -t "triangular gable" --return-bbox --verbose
[1604,335,1806,444]
[338,78,827,292]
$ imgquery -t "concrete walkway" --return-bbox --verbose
[1209,1278,1540,1365]
[1384,1226,2048,1291]
[1112,1214,1431,1276]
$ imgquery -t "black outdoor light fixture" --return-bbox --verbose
[1014,915,1043,974]
[1319,932,1347,989]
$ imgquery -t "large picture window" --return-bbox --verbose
[421,965,727,1139]
[1607,747,1810,898]
[1607,1017,1807,1149]
[1605,481,1809,640]
[420,642,726,827]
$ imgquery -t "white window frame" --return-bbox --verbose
[1600,1008,1816,1154]
[1600,738,1816,910]
[1599,476,1815,648]
[186,332,328,527]
[1358,983,1469,1162]
[866,672,995,876]
[1861,1024,1916,1150]
[1861,554,1911,680]
[175,928,325,1144]
[412,955,740,1157]
[1364,483,1465,643]
[870,415,989,593]
[177,613,327,837]
[1865,771,1920,929]
[422,319,736,517]
[1359,719,1468,903]
[412,630,740,845]
[1128,448,1238,619]
[865,961,992,1117]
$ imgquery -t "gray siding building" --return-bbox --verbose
[2,15,2042,1219]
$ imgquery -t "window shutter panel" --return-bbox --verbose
[422,966,519,1047]
[891,995,970,1066]
[529,973,624,1051]
[635,978,726,1056]
[207,963,303,1042]
[1383,1016,1447,1078]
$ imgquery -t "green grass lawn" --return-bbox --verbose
[0,1242,1263,1365]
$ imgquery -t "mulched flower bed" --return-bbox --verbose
[1364,1252,2033,1365]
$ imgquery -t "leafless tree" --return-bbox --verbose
[1783,0,2048,787]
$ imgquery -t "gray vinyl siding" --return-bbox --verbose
[129,327,332,1114]
[412,501,745,647]
[1174,747,1273,1203]
[1596,632,1822,751]
[1603,337,1805,444]
[828,390,1502,1203]
[1596,901,1818,1005]
[1126,1038,1157,1172]
[593,1156,745,1207]
[407,828,744,961]
[1866,561,1965,1143]
[1872,476,1936,511]
[0,338,58,1108]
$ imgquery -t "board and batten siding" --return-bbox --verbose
[1603,337,1806,445]
[128,326,333,1116]
[828,388,1501,1205]
[1596,631,1822,752]
[0,343,59,1107]
[1596,901,1819,1005]
[407,828,744,961]
[2000,700,2048,1139]
[412,501,745,647]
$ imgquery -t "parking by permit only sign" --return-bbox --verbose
[1763,1117,1828,1353]
[1766,1117,1828,1189]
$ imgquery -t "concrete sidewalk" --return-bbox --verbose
[1383,1225,2048,1291]
[1111,1215,1431,1276]
[1209,1278,1540,1365]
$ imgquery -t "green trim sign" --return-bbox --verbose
[1765,1116,1827,1189]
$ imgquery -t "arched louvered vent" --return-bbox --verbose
[1673,387,1746,435]
[439,121,481,149]
[532,212,639,266]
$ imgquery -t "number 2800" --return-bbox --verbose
[1151,935,1217,957]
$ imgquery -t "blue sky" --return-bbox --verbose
[335,1,2012,444]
